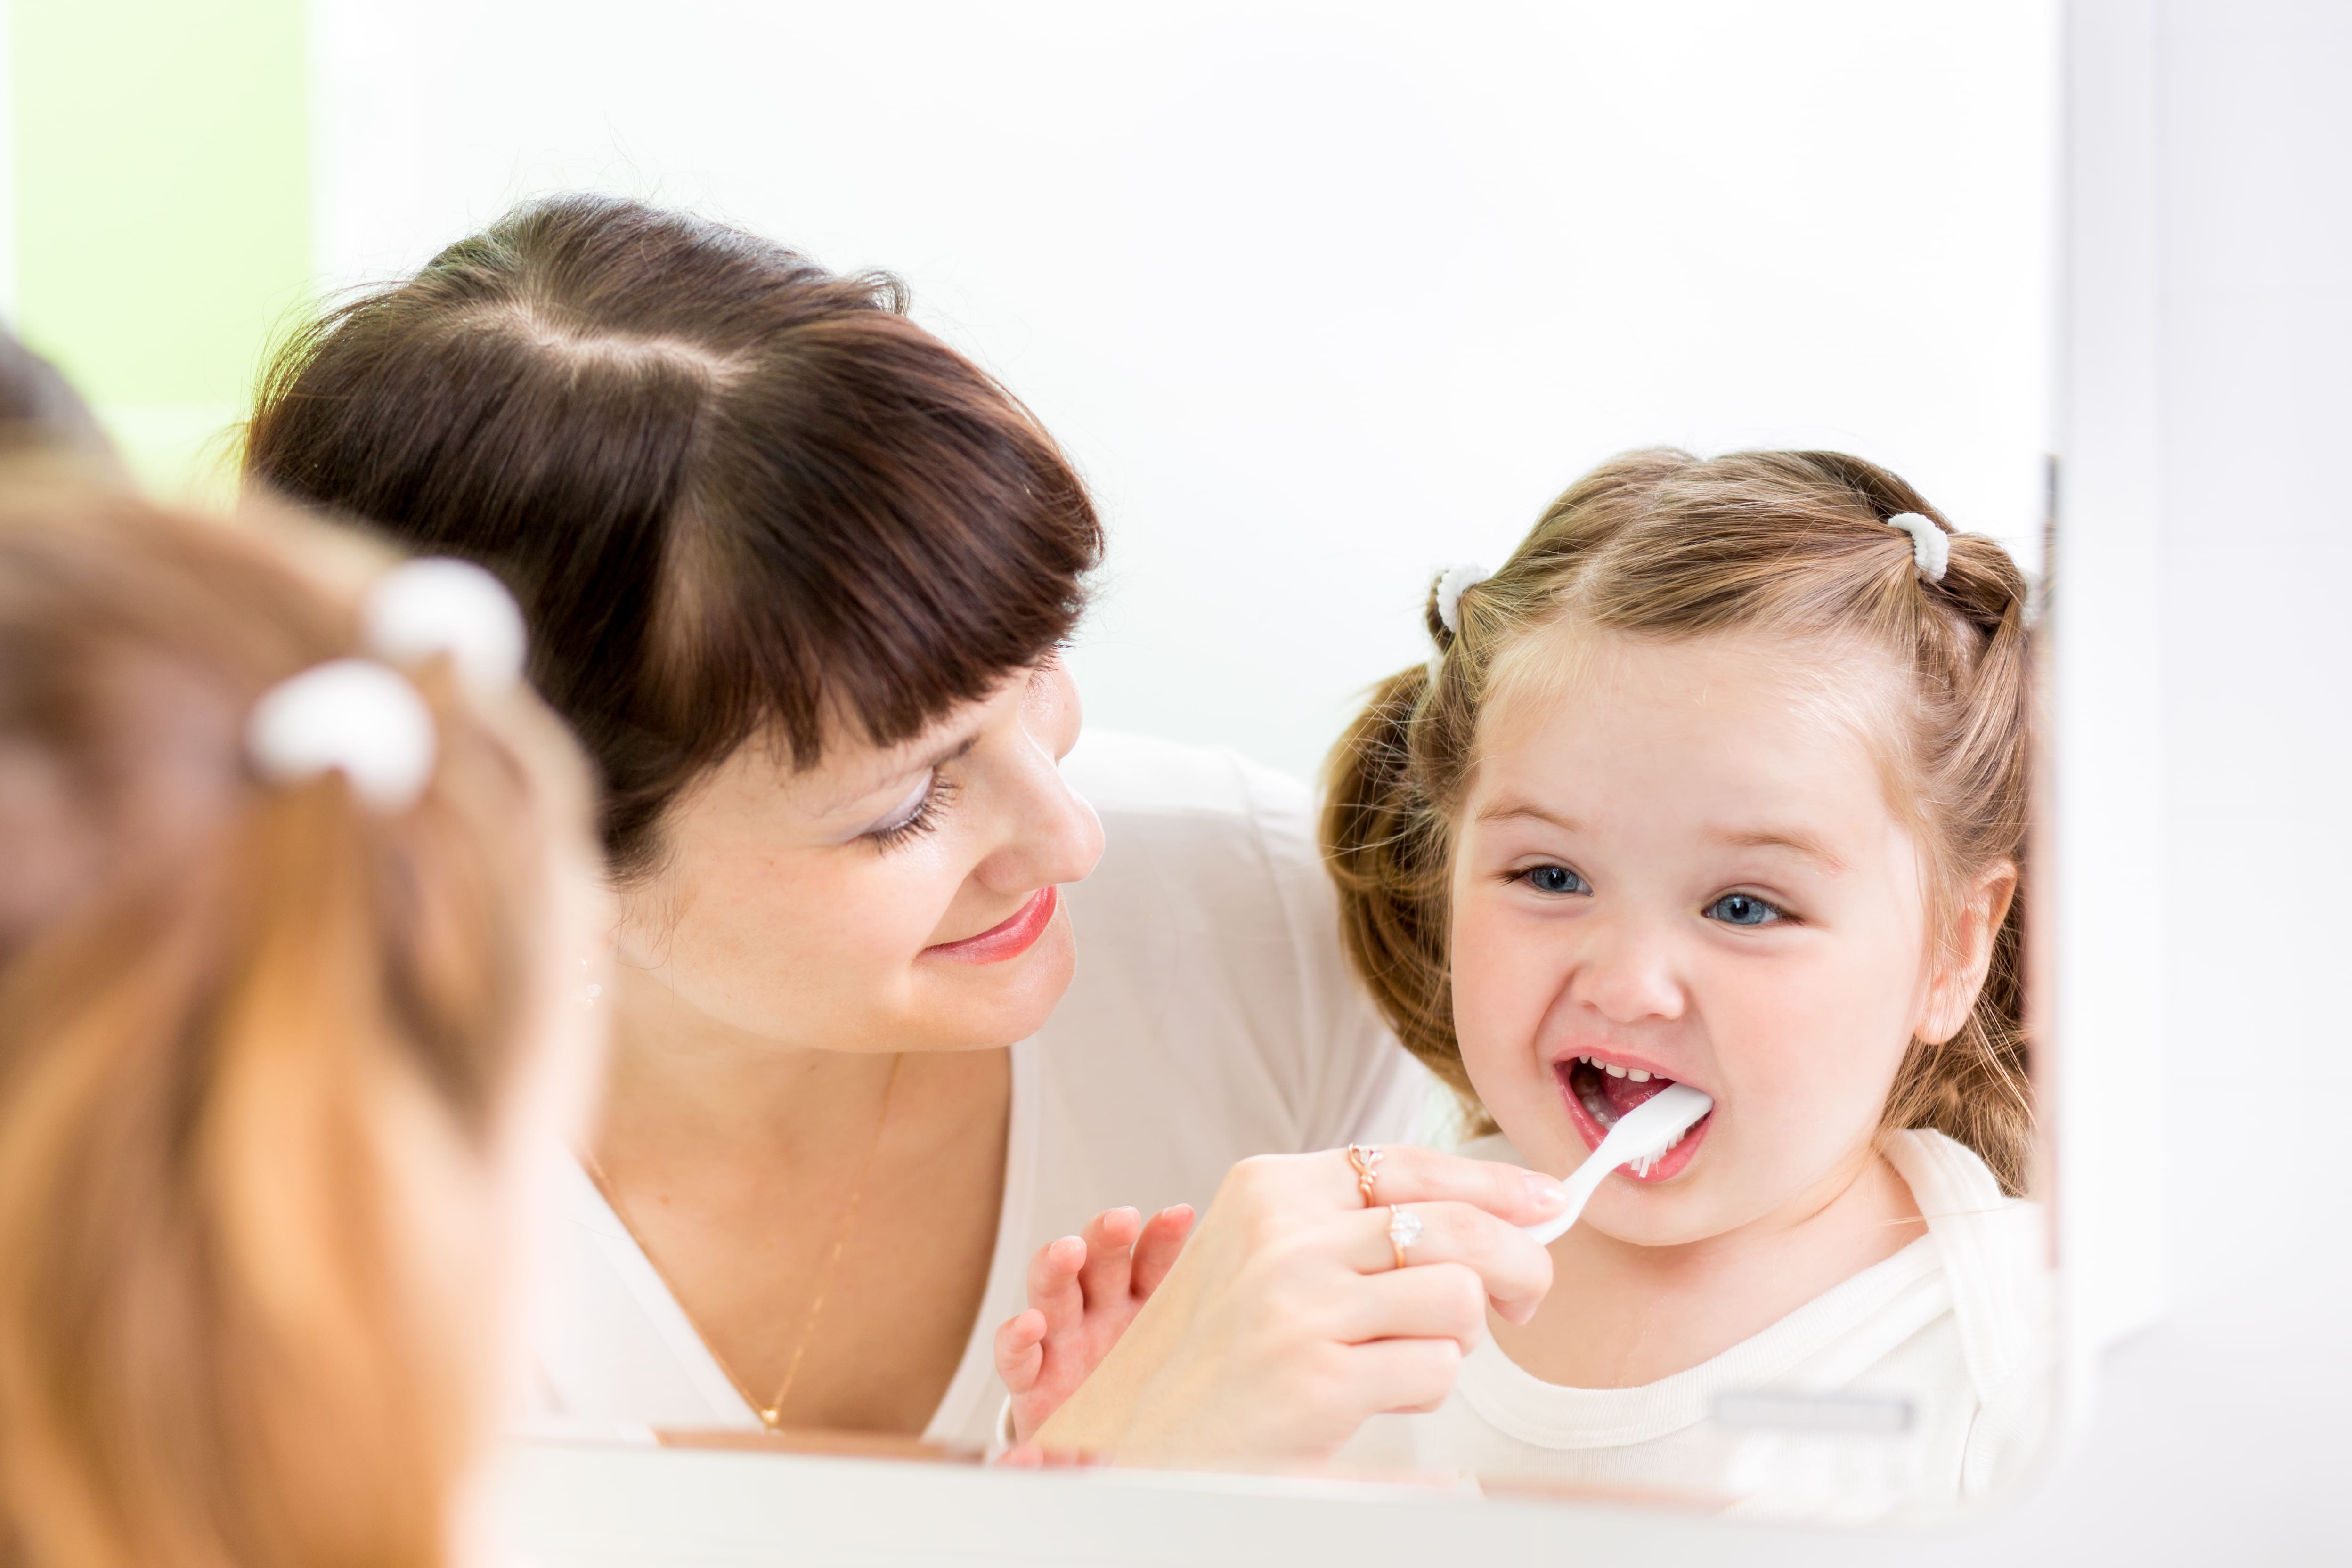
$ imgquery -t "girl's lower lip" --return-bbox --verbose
[922,886,1059,965]
[1554,1061,1712,1183]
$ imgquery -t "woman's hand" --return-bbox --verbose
[1029,1146,1565,1470]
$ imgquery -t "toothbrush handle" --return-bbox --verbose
[1520,1159,1610,1247]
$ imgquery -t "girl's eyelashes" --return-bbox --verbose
[1704,891,1789,927]
[1514,862,1590,897]
[862,772,960,850]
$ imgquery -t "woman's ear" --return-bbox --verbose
[1916,860,2018,1045]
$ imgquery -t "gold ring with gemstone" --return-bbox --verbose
[1387,1204,1422,1270]
[1345,1144,1384,1207]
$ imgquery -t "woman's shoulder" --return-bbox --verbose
[1037,728,1426,1153]
[1062,728,1314,837]
[1057,728,1333,958]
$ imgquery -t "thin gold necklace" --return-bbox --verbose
[587,1052,905,1429]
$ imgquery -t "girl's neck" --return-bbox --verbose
[1490,1143,1927,1391]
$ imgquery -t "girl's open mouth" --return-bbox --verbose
[1554,1055,1712,1183]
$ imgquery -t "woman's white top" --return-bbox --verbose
[1348,1128,2051,1519]
[523,730,1432,1453]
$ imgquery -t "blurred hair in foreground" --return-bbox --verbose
[0,460,600,1568]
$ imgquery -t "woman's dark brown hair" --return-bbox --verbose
[1324,450,2035,1193]
[246,194,1102,875]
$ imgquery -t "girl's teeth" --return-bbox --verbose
[1628,1069,1651,1082]
[1605,1064,1628,1078]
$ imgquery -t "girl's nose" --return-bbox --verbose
[1567,914,1687,1027]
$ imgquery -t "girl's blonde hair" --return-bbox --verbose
[1324,449,2035,1193]
[0,468,589,1568]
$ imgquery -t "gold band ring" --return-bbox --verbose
[1345,1144,1384,1207]
[1387,1205,1422,1270]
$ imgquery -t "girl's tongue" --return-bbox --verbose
[1599,1071,1670,1119]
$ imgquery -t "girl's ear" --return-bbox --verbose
[1916,860,2018,1045]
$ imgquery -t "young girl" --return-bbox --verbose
[1001,449,2048,1514]
[0,466,610,1567]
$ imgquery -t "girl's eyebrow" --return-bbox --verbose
[1475,798,1584,833]
[1711,825,1847,872]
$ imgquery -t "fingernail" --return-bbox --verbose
[1525,1172,1569,1211]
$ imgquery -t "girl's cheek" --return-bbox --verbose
[1449,901,1548,1073]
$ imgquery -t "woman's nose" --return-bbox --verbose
[1566,912,1686,1027]
[973,725,1104,894]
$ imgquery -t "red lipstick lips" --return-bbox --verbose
[923,886,1059,965]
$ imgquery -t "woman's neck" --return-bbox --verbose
[591,961,1005,1180]
[1489,1143,1926,1391]
[598,966,891,1162]
[585,962,1015,1434]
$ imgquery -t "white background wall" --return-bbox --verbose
[311,0,2057,782]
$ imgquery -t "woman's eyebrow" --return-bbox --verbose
[823,729,981,815]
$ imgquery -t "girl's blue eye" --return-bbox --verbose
[1705,892,1785,926]
[1522,864,1588,896]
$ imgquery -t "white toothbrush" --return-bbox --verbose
[1521,1082,1714,1245]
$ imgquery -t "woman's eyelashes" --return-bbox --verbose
[1514,862,1590,896]
[863,772,960,850]
[1704,890,1789,927]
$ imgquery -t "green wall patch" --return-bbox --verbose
[11,0,310,495]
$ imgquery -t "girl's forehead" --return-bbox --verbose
[1472,627,1910,817]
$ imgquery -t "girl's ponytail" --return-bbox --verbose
[1879,534,2036,1192]
[1322,661,1472,1107]
[0,475,582,1568]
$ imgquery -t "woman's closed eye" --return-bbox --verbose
[1514,862,1590,896]
[1703,891,1787,927]
[863,772,960,850]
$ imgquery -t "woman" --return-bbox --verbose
[0,465,607,1565]
[242,195,1542,1451]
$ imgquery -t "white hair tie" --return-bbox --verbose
[1435,563,1492,635]
[1887,513,1950,583]
[363,556,528,697]
[242,558,528,814]
[245,659,438,813]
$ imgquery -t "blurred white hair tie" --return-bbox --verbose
[1434,563,1492,636]
[1887,512,1950,583]
[246,659,438,813]
[363,556,527,697]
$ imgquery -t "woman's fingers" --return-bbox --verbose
[1075,1207,1142,1307]
[1342,1201,1553,1323]
[1329,1145,1570,1226]
[1343,1335,1467,1416]
[1330,1259,1492,1350]
[1130,1205,1194,1299]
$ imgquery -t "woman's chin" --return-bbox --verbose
[908,921,1077,1051]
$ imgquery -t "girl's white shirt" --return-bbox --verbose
[518,729,1433,1453]
[1345,1127,2051,1519]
